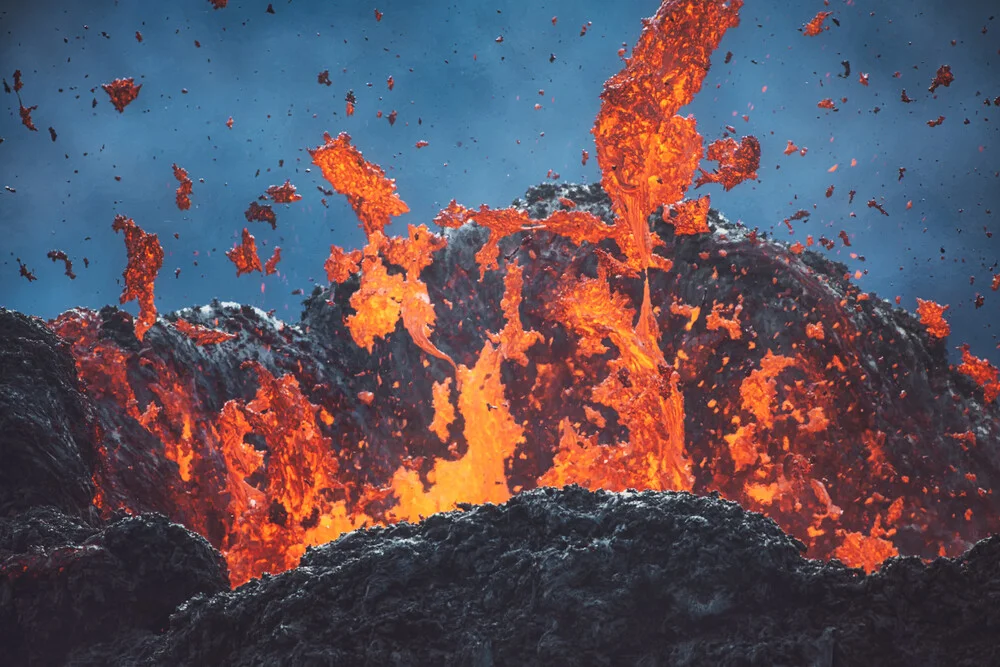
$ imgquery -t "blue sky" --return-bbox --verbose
[1,0,998,361]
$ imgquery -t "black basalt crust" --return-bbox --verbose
[0,309,96,518]
[0,510,228,667]
[77,486,1000,667]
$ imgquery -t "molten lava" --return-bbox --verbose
[111,215,162,341]
[50,0,1000,588]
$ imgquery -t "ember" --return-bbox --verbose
[226,228,263,276]
[102,77,141,113]
[111,215,162,341]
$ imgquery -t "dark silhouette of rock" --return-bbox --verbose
[1,509,228,667]
[0,309,95,518]
[76,486,1000,667]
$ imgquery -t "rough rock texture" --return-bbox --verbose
[0,309,96,518]
[2,183,1000,665]
[0,508,229,667]
[75,486,1000,667]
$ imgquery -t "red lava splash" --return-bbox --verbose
[111,215,163,341]
[916,298,951,339]
[19,104,38,132]
[102,78,142,113]
[226,228,263,276]
[308,131,410,239]
[264,247,282,275]
[17,258,37,282]
[803,11,833,37]
[172,164,193,211]
[52,0,1000,587]
[929,65,954,93]
[958,345,1000,404]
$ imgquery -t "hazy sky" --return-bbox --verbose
[1,0,998,361]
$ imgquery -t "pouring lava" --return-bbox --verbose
[45,0,1000,587]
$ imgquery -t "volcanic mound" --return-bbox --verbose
[2,182,1000,665]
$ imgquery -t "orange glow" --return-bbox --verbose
[68,0,992,585]
[111,215,163,341]
[173,319,238,345]
[695,136,761,191]
[803,11,832,37]
[265,180,302,203]
[429,378,456,443]
[264,247,282,275]
[226,228,264,277]
[172,164,193,210]
[324,245,363,284]
[668,196,712,235]
[957,345,1000,403]
[833,526,899,573]
[389,341,523,522]
[309,131,410,239]
[915,298,950,339]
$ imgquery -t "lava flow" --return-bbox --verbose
[48,0,1000,587]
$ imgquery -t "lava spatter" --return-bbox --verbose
[916,298,950,339]
[226,228,264,277]
[173,319,238,345]
[264,247,282,275]
[111,215,163,341]
[265,180,302,203]
[46,250,76,279]
[695,136,761,191]
[309,132,410,239]
[172,164,193,210]
[957,345,1000,403]
[102,78,142,113]
[54,0,1000,587]
[245,202,277,229]
[324,245,362,284]
[803,11,832,36]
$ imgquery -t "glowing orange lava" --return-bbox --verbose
[65,0,1000,586]
[226,228,263,277]
[112,215,163,341]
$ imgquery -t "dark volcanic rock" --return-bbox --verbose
[0,510,228,667]
[0,309,96,518]
[78,486,999,667]
[3,183,1000,665]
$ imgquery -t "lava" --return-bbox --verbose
[102,78,142,113]
[51,0,1000,588]
[803,11,832,37]
[265,180,302,203]
[244,202,277,229]
[308,131,410,239]
[173,164,193,210]
[46,250,76,279]
[226,228,263,276]
[112,215,163,341]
